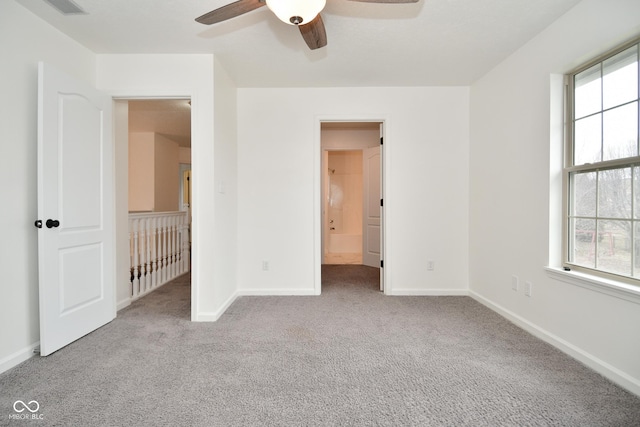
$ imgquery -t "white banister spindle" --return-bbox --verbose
[178,211,183,274]
[128,211,190,300]
[151,216,158,288]
[132,218,140,297]
[157,216,163,285]
[139,218,146,294]
[168,216,174,282]
[162,216,169,284]
[140,218,145,294]
[144,217,152,293]
[184,215,189,272]
[176,224,182,276]
[182,210,189,273]
[178,220,185,275]
[128,230,133,290]
[175,216,180,276]
[170,215,177,279]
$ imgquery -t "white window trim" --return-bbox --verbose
[561,36,640,285]
[545,267,640,305]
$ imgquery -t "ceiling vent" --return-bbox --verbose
[44,0,87,15]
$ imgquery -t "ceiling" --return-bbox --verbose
[16,0,582,88]
[18,0,582,146]
[129,99,192,147]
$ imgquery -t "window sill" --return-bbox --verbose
[545,267,640,305]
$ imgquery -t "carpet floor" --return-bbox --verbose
[1,265,639,426]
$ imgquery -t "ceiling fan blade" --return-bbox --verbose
[196,0,266,25]
[299,14,327,50]
[348,0,419,3]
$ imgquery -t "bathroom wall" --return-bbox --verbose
[327,150,363,254]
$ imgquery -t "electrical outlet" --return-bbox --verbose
[262,261,269,271]
[427,260,435,271]
[524,281,532,297]
[511,275,519,291]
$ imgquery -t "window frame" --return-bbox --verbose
[563,36,640,285]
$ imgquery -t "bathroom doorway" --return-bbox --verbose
[321,122,382,268]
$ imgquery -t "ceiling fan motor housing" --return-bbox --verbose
[266,0,326,25]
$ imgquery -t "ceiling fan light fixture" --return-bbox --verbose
[265,0,326,25]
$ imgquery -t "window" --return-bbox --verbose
[566,38,640,282]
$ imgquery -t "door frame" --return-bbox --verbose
[179,163,192,211]
[314,115,390,295]
[112,92,196,317]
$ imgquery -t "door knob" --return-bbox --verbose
[46,219,60,228]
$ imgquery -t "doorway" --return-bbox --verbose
[119,99,192,306]
[320,121,383,290]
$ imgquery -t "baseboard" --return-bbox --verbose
[0,343,39,375]
[237,288,317,296]
[193,312,223,322]
[192,291,239,322]
[469,290,640,397]
[194,288,318,321]
[116,297,131,311]
[390,288,469,296]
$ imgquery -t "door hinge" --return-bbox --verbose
[380,137,384,145]
[380,198,383,207]
[380,260,384,268]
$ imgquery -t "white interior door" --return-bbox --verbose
[37,62,115,356]
[362,145,381,271]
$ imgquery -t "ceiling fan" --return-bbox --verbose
[196,0,418,50]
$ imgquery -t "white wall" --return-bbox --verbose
[237,87,470,295]
[96,54,222,320]
[113,100,131,311]
[0,1,97,372]
[469,0,640,395]
[208,57,239,318]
